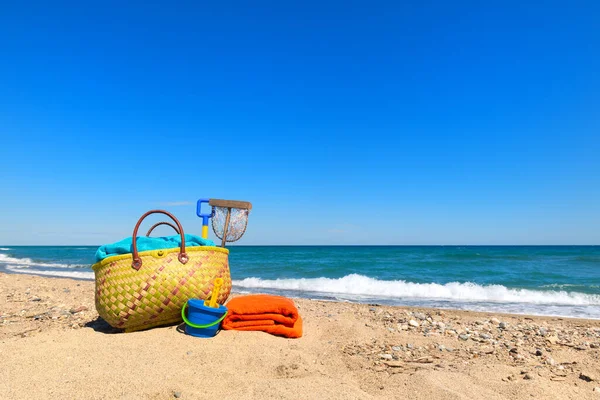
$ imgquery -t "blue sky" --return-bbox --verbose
[0,1,598,245]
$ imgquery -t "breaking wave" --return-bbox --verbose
[0,253,86,269]
[233,274,600,306]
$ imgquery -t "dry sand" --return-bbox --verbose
[1,272,600,400]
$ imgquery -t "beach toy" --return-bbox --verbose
[196,199,214,239]
[181,299,228,338]
[205,277,224,308]
[209,199,252,247]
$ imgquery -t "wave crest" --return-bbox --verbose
[5,266,94,280]
[0,254,85,269]
[233,274,600,306]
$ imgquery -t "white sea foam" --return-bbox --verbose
[233,274,600,306]
[0,254,85,269]
[5,265,94,280]
[541,283,600,289]
[0,248,11,251]
[541,283,580,288]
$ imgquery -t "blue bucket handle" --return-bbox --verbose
[181,303,227,329]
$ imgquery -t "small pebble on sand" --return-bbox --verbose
[580,372,596,382]
[413,312,427,321]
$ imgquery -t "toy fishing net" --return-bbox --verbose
[212,206,250,243]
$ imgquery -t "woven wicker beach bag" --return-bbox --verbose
[92,210,231,332]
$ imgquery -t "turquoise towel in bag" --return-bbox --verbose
[95,234,215,262]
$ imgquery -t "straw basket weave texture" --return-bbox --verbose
[92,210,231,332]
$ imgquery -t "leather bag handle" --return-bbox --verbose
[145,222,180,237]
[131,210,188,270]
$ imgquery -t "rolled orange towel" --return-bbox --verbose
[222,294,303,338]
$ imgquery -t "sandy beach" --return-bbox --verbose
[1,272,600,400]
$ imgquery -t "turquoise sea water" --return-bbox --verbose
[1,245,599,318]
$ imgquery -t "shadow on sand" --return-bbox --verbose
[84,317,123,334]
[84,317,188,335]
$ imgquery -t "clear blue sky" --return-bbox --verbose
[1,1,598,245]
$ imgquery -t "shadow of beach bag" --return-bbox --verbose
[92,210,231,332]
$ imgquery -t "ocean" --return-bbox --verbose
[1,245,599,319]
